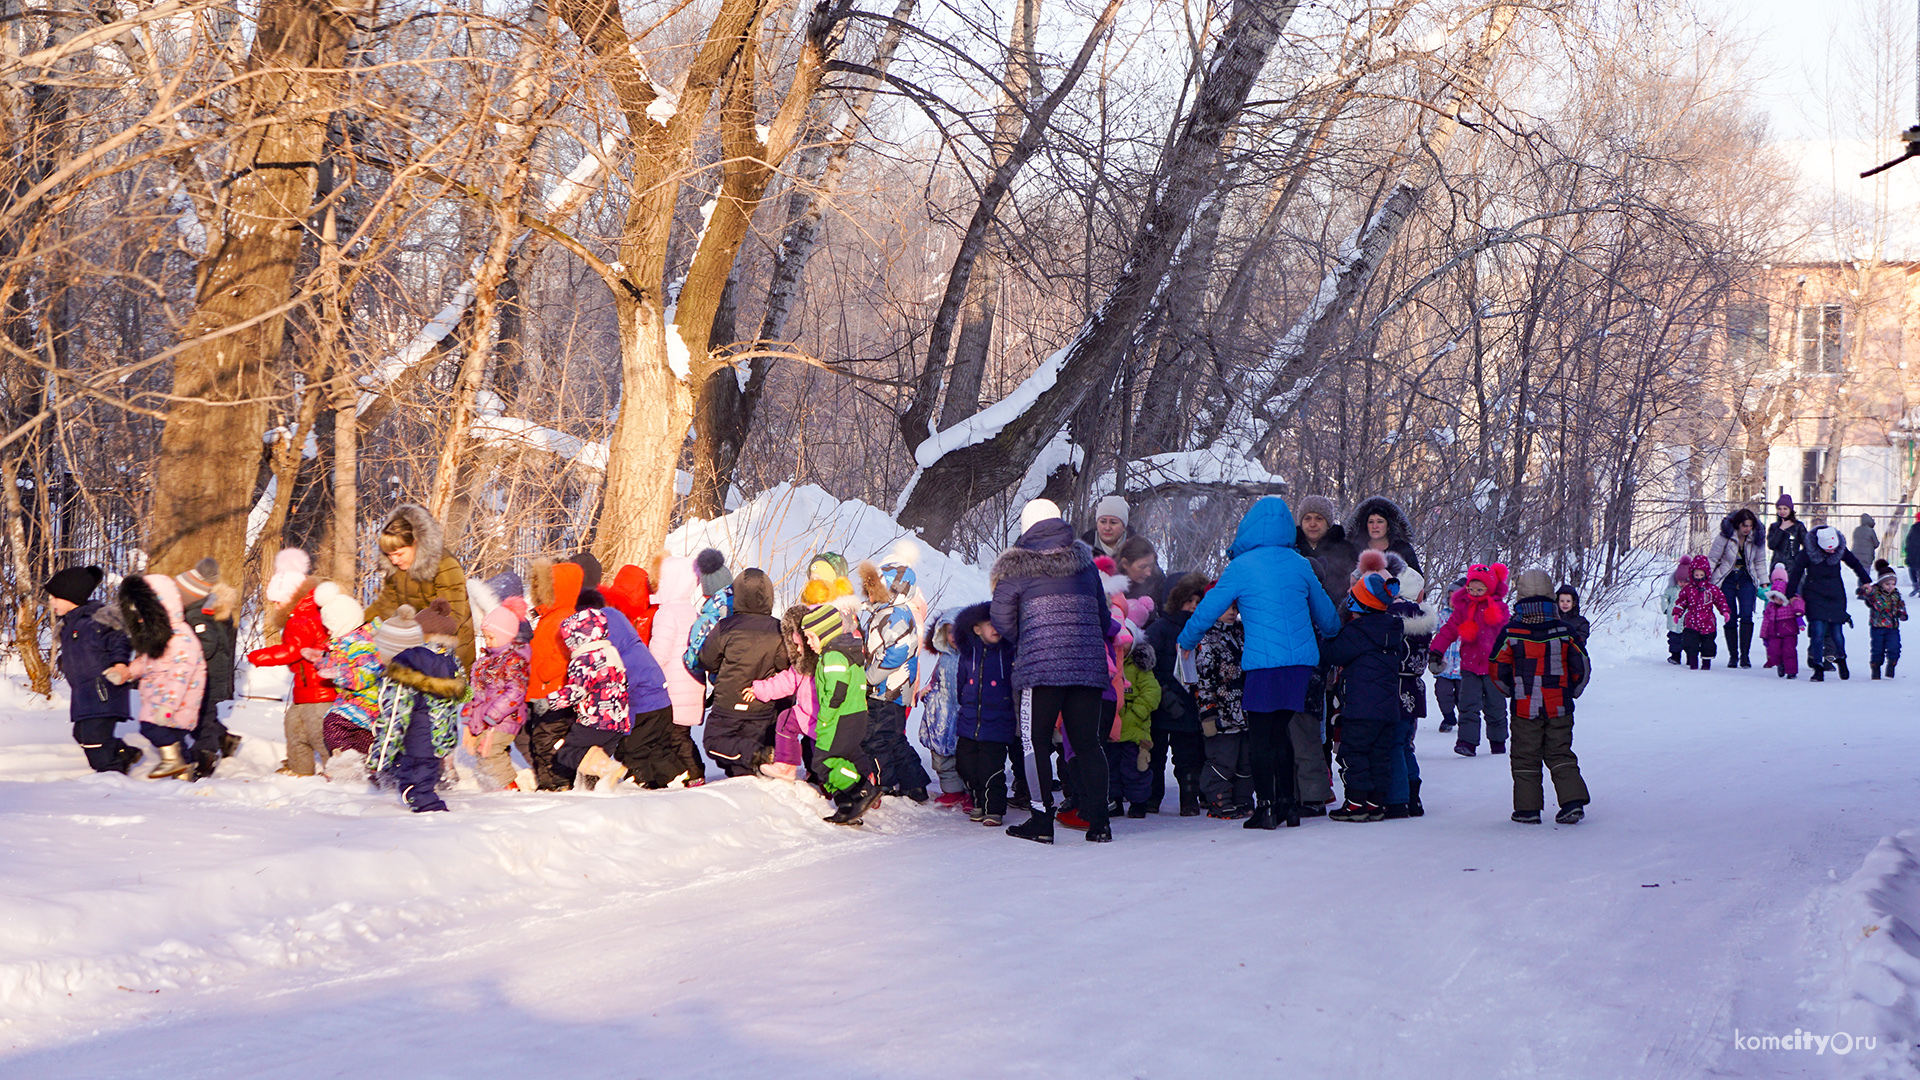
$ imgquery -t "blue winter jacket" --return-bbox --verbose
[1179,497,1341,667]
[602,607,674,716]
[953,601,1017,743]
[59,600,133,721]
[990,519,1114,692]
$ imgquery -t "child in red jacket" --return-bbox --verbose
[249,549,355,776]
[1671,555,1730,670]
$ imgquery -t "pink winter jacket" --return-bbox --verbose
[126,574,206,730]
[1428,588,1511,676]
[751,667,819,738]
[464,644,530,736]
[1761,593,1805,640]
[1672,578,1730,635]
[648,555,707,727]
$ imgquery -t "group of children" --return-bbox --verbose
[42,494,1605,830]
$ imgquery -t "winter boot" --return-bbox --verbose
[1006,811,1055,844]
[904,787,930,804]
[1176,769,1202,817]
[825,782,877,826]
[1890,659,1899,678]
[1511,809,1541,824]
[1056,808,1091,831]
[110,745,143,775]
[1296,800,1326,818]
[1243,802,1280,830]
[1723,623,1738,664]
[1838,658,1851,680]
[189,749,220,781]
[1687,655,1699,670]
[1329,797,1372,822]
[1490,740,1506,755]
[1107,798,1125,818]
[221,732,243,759]
[1811,666,1826,682]
[1873,663,1883,680]
[1438,719,1456,733]
[1667,653,1683,666]
[968,803,987,822]
[1777,665,1787,679]
[581,746,628,788]
[1085,822,1113,842]
[1555,801,1587,825]
[759,761,800,781]
[1701,658,1712,670]
[1739,621,1755,667]
[1126,803,1149,819]
[148,744,192,780]
[1407,779,1425,818]
[1454,742,1476,758]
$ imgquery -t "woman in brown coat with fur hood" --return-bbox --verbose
[365,504,474,669]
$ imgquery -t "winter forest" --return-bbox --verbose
[13,0,1920,1073]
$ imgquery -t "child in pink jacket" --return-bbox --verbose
[1427,563,1510,757]
[749,604,821,781]
[463,604,531,789]
[1671,555,1731,670]
[1761,565,1805,679]
[116,574,207,780]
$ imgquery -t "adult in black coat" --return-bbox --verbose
[46,565,140,773]
[1786,524,1871,680]
[1294,495,1358,605]
[1768,493,1809,572]
[1347,496,1423,574]
[698,568,787,775]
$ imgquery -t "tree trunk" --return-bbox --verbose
[896,0,1302,544]
[145,0,371,576]
[4,450,50,695]
[599,303,694,567]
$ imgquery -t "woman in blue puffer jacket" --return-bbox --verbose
[1178,497,1340,829]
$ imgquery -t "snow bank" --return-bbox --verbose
[0,699,896,1030]
[668,482,991,612]
[1825,832,1920,1073]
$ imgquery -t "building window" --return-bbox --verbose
[1726,302,1768,363]
[1797,303,1843,373]
[1801,449,1828,508]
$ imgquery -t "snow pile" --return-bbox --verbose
[1826,832,1920,1073]
[0,701,899,1029]
[668,482,991,612]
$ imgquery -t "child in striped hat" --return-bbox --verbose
[1322,571,1406,822]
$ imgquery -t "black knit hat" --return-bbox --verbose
[567,551,604,589]
[45,565,104,606]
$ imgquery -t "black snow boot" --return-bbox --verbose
[1408,779,1425,818]
[1837,658,1851,680]
[1667,653,1683,666]
[1739,620,1755,666]
[1243,802,1279,830]
[1722,623,1738,664]
[189,748,220,781]
[1085,822,1113,843]
[221,732,243,758]
[1701,658,1712,670]
[1330,795,1374,822]
[109,745,143,775]
[1384,803,1410,819]
[1126,803,1149,819]
[1176,769,1202,817]
[1811,666,1826,682]
[1511,809,1542,824]
[1555,801,1587,825]
[1006,811,1055,844]
[1687,655,1699,670]
[1296,800,1326,818]
[1873,663,1883,680]
[1890,659,1899,679]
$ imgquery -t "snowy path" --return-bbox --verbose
[1,647,1914,1079]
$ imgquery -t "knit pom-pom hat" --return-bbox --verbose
[313,581,366,638]
[1350,571,1395,612]
[695,548,732,597]
[266,547,312,605]
[1354,549,1388,581]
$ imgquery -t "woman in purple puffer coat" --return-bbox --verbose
[991,499,1118,845]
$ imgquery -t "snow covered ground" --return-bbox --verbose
[4,597,1920,1078]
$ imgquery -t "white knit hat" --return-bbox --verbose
[1095,494,1130,525]
[1019,499,1062,534]
[312,581,365,638]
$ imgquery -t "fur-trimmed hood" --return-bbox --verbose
[385,503,447,583]
[385,653,469,700]
[1128,637,1156,672]
[781,604,819,672]
[1346,496,1415,550]
[202,582,239,622]
[949,601,994,652]
[990,538,1097,589]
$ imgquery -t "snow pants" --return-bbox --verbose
[862,699,931,794]
[1509,710,1589,814]
[72,716,131,772]
[141,721,189,748]
[1146,726,1204,810]
[667,722,705,783]
[1291,710,1333,805]
[555,722,624,784]
[192,697,230,767]
[1105,741,1151,805]
[955,735,1015,817]
[929,752,964,796]
[616,706,682,788]
[1385,709,1421,806]
[1763,630,1801,676]
[1018,685,1108,828]
[282,701,331,775]
[1434,676,1459,727]
[1451,672,1507,748]
[464,727,519,790]
[1245,708,1298,810]
[1336,714,1395,802]
[703,708,773,778]
[1872,625,1903,667]
[1681,628,1718,663]
[525,707,576,790]
[323,713,372,757]
[384,708,447,813]
[1200,731,1253,812]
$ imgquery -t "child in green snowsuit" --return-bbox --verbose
[803,604,880,824]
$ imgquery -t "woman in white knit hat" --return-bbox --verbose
[1081,494,1135,559]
